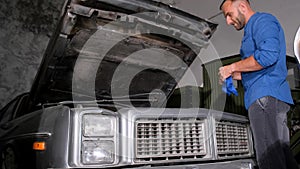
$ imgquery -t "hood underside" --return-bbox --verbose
[30,0,217,108]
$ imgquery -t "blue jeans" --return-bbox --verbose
[248,96,299,169]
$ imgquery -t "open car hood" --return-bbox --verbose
[30,0,217,108]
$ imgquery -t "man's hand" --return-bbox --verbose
[218,56,263,84]
[232,72,242,80]
[218,64,234,84]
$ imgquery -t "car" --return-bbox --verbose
[0,0,256,168]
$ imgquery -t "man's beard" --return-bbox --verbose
[234,10,246,31]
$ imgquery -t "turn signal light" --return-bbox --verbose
[33,141,46,151]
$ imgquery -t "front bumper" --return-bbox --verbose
[122,159,256,169]
[47,157,256,169]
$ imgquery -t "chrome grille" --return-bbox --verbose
[216,121,250,157]
[135,118,206,161]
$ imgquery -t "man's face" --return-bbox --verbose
[222,1,246,31]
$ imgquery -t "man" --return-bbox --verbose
[218,0,299,169]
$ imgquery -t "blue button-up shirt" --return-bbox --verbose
[240,12,294,109]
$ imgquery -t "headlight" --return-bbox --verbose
[82,140,114,164]
[83,114,115,136]
[81,113,117,165]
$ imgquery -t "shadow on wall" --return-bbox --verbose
[0,0,65,109]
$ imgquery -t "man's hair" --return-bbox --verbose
[219,0,250,10]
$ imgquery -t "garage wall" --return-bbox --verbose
[0,0,65,108]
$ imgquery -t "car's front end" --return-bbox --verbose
[37,106,255,169]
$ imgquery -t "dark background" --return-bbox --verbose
[0,0,65,109]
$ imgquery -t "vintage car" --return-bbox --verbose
[0,0,256,168]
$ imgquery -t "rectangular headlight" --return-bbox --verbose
[82,114,115,137]
[82,140,114,164]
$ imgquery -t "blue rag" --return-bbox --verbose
[222,76,238,96]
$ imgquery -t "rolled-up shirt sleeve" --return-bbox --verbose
[253,15,281,68]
